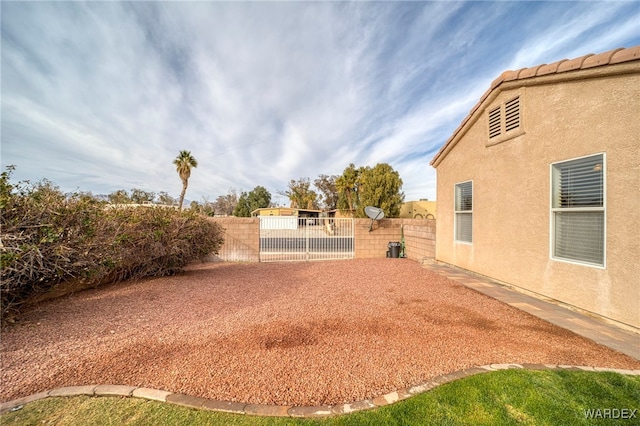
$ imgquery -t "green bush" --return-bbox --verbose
[1,167,224,323]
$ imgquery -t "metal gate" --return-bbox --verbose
[259,217,354,262]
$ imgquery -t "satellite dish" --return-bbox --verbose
[365,206,385,220]
[365,206,384,231]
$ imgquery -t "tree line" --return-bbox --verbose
[220,162,404,218]
[104,151,405,219]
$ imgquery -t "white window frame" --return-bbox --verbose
[549,153,606,268]
[454,180,473,244]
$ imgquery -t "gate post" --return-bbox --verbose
[305,217,310,261]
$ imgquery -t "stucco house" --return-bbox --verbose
[400,200,437,219]
[430,46,640,330]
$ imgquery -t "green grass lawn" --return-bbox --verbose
[2,370,639,425]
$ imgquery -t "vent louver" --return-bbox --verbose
[488,106,502,138]
[505,97,520,132]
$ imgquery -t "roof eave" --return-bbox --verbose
[430,46,640,169]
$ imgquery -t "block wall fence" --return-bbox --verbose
[208,217,261,262]
[208,217,436,262]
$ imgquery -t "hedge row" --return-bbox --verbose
[1,168,224,323]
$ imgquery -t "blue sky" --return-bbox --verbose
[2,1,639,205]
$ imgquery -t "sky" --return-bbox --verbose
[2,1,639,206]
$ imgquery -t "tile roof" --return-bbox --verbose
[430,46,640,167]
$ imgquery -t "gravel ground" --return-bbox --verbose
[2,259,639,406]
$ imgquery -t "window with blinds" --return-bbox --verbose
[455,181,473,243]
[551,154,605,267]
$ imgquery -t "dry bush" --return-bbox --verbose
[1,167,224,323]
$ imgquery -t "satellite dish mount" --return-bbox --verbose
[364,206,385,232]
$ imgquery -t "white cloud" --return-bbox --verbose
[2,1,639,203]
[506,2,637,70]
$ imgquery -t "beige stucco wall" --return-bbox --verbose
[434,64,640,330]
[400,201,437,219]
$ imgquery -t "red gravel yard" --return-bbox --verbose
[2,259,638,406]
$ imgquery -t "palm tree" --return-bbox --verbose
[173,150,198,210]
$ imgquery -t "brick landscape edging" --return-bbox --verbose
[2,364,639,417]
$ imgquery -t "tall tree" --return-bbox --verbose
[356,163,404,218]
[173,150,198,210]
[246,186,272,213]
[130,188,156,204]
[157,191,176,206]
[233,186,271,217]
[314,174,339,210]
[336,163,404,217]
[108,189,131,204]
[335,163,361,212]
[189,199,215,216]
[233,192,250,217]
[213,188,239,216]
[283,178,318,209]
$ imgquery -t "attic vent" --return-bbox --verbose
[487,95,523,144]
[488,107,502,139]
[505,97,520,132]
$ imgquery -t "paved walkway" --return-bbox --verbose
[421,261,639,361]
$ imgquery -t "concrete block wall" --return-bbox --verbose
[209,217,260,262]
[210,217,436,262]
[403,220,436,261]
[354,218,402,258]
[355,218,436,260]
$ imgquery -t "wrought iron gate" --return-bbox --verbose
[259,217,354,262]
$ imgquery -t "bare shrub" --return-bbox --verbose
[1,167,224,323]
